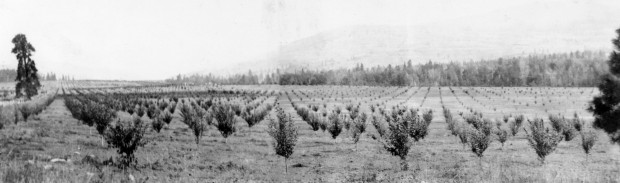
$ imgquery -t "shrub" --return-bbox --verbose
[497,128,509,148]
[466,118,492,165]
[350,115,366,147]
[349,107,359,120]
[159,110,173,124]
[92,103,117,146]
[549,115,576,141]
[151,117,165,133]
[136,105,146,118]
[406,112,429,142]
[319,116,327,132]
[169,103,177,114]
[443,108,458,136]
[327,112,343,139]
[456,124,471,149]
[581,131,598,162]
[371,115,387,137]
[179,104,209,144]
[146,104,159,119]
[525,118,562,164]
[377,117,411,170]
[422,110,433,124]
[18,103,35,122]
[572,113,583,132]
[305,112,321,131]
[509,115,524,136]
[503,115,510,123]
[213,104,237,141]
[267,106,298,173]
[104,116,148,169]
[242,107,269,130]
[343,115,351,130]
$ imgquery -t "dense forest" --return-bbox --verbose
[169,50,608,87]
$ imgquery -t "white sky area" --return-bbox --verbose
[0,0,619,80]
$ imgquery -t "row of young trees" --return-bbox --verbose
[62,88,281,169]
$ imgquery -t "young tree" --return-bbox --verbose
[327,112,343,140]
[549,115,576,141]
[350,114,367,149]
[267,106,298,173]
[581,131,598,162]
[589,27,620,144]
[151,117,165,133]
[465,116,492,167]
[378,117,412,171]
[525,118,562,164]
[18,103,34,122]
[92,102,117,146]
[179,104,209,145]
[509,115,524,136]
[422,110,433,125]
[105,116,149,169]
[11,34,41,99]
[159,110,173,125]
[407,111,430,142]
[213,104,237,142]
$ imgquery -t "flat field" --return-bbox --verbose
[1,85,618,182]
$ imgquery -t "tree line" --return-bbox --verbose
[0,69,58,82]
[169,50,607,87]
[277,51,607,86]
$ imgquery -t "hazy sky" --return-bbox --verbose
[0,0,619,80]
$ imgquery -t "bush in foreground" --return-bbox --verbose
[465,116,492,166]
[525,118,562,164]
[179,104,210,144]
[104,116,149,169]
[267,106,298,173]
[385,118,412,170]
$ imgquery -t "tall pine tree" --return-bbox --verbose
[11,34,41,99]
[588,28,620,143]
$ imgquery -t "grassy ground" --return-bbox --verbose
[0,86,619,182]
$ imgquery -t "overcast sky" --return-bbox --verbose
[0,0,619,80]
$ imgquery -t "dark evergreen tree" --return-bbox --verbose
[588,27,620,143]
[11,34,40,99]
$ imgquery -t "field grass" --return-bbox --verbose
[1,86,619,182]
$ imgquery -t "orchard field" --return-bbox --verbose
[0,82,618,182]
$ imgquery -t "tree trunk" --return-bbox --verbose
[285,158,288,173]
